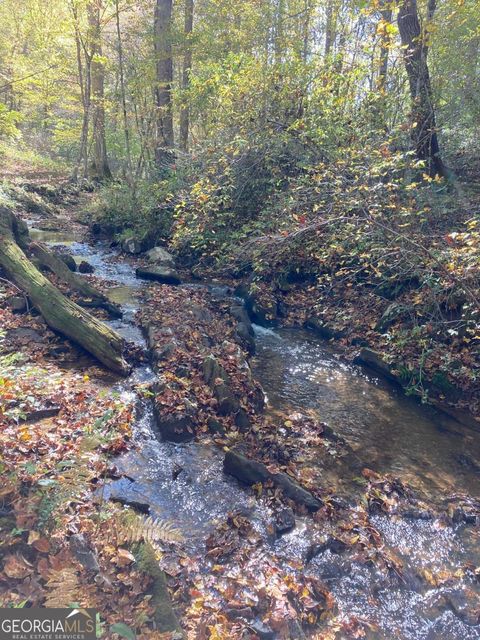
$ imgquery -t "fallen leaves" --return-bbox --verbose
[3,554,34,579]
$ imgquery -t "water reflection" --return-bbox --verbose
[252,327,480,501]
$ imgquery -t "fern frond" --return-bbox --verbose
[116,513,183,546]
[44,567,80,608]
[56,436,101,494]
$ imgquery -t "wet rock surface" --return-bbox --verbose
[224,450,321,510]
[152,403,195,443]
[56,251,77,272]
[78,259,94,274]
[353,346,397,382]
[304,316,346,340]
[203,354,241,415]
[235,283,279,326]
[274,507,296,536]
[9,296,28,313]
[136,265,181,285]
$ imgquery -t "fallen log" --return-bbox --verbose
[0,206,129,374]
[30,242,122,318]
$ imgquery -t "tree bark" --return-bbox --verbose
[377,3,393,92]
[324,0,335,59]
[30,243,122,318]
[301,0,312,63]
[71,0,91,182]
[115,0,132,178]
[397,0,445,176]
[179,0,193,152]
[88,0,112,181]
[274,0,286,64]
[0,208,128,374]
[154,0,174,170]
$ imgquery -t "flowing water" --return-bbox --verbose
[252,326,480,502]
[30,226,480,639]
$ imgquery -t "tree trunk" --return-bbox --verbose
[71,0,91,182]
[115,0,132,178]
[377,4,393,92]
[154,0,174,170]
[30,243,122,318]
[0,208,128,375]
[397,0,445,177]
[274,0,285,64]
[301,0,312,63]
[179,0,193,152]
[88,0,112,181]
[324,0,335,59]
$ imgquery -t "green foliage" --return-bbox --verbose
[109,623,136,640]
[0,104,22,140]
[89,179,176,244]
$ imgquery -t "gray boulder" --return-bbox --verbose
[78,260,94,274]
[9,296,28,313]
[202,354,240,415]
[122,236,143,255]
[56,252,77,272]
[353,348,398,383]
[136,266,181,285]
[145,246,175,266]
[305,317,346,340]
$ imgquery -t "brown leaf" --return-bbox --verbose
[3,554,34,579]
[116,548,135,567]
[32,537,51,553]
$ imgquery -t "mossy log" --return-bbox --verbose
[0,206,129,374]
[30,242,122,318]
[134,542,183,636]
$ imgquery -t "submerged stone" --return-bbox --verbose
[248,621,275,639]
[274,507,295,536]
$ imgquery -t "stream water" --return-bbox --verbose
[29,226,480,639]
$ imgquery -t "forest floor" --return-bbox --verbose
[1,170,480,639]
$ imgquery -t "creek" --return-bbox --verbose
[29,226,480,639]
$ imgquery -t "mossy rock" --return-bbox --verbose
[134,542,183,636]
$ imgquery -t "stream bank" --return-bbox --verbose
[2,194,480,639]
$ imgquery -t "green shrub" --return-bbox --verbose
[89,179,176,244]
